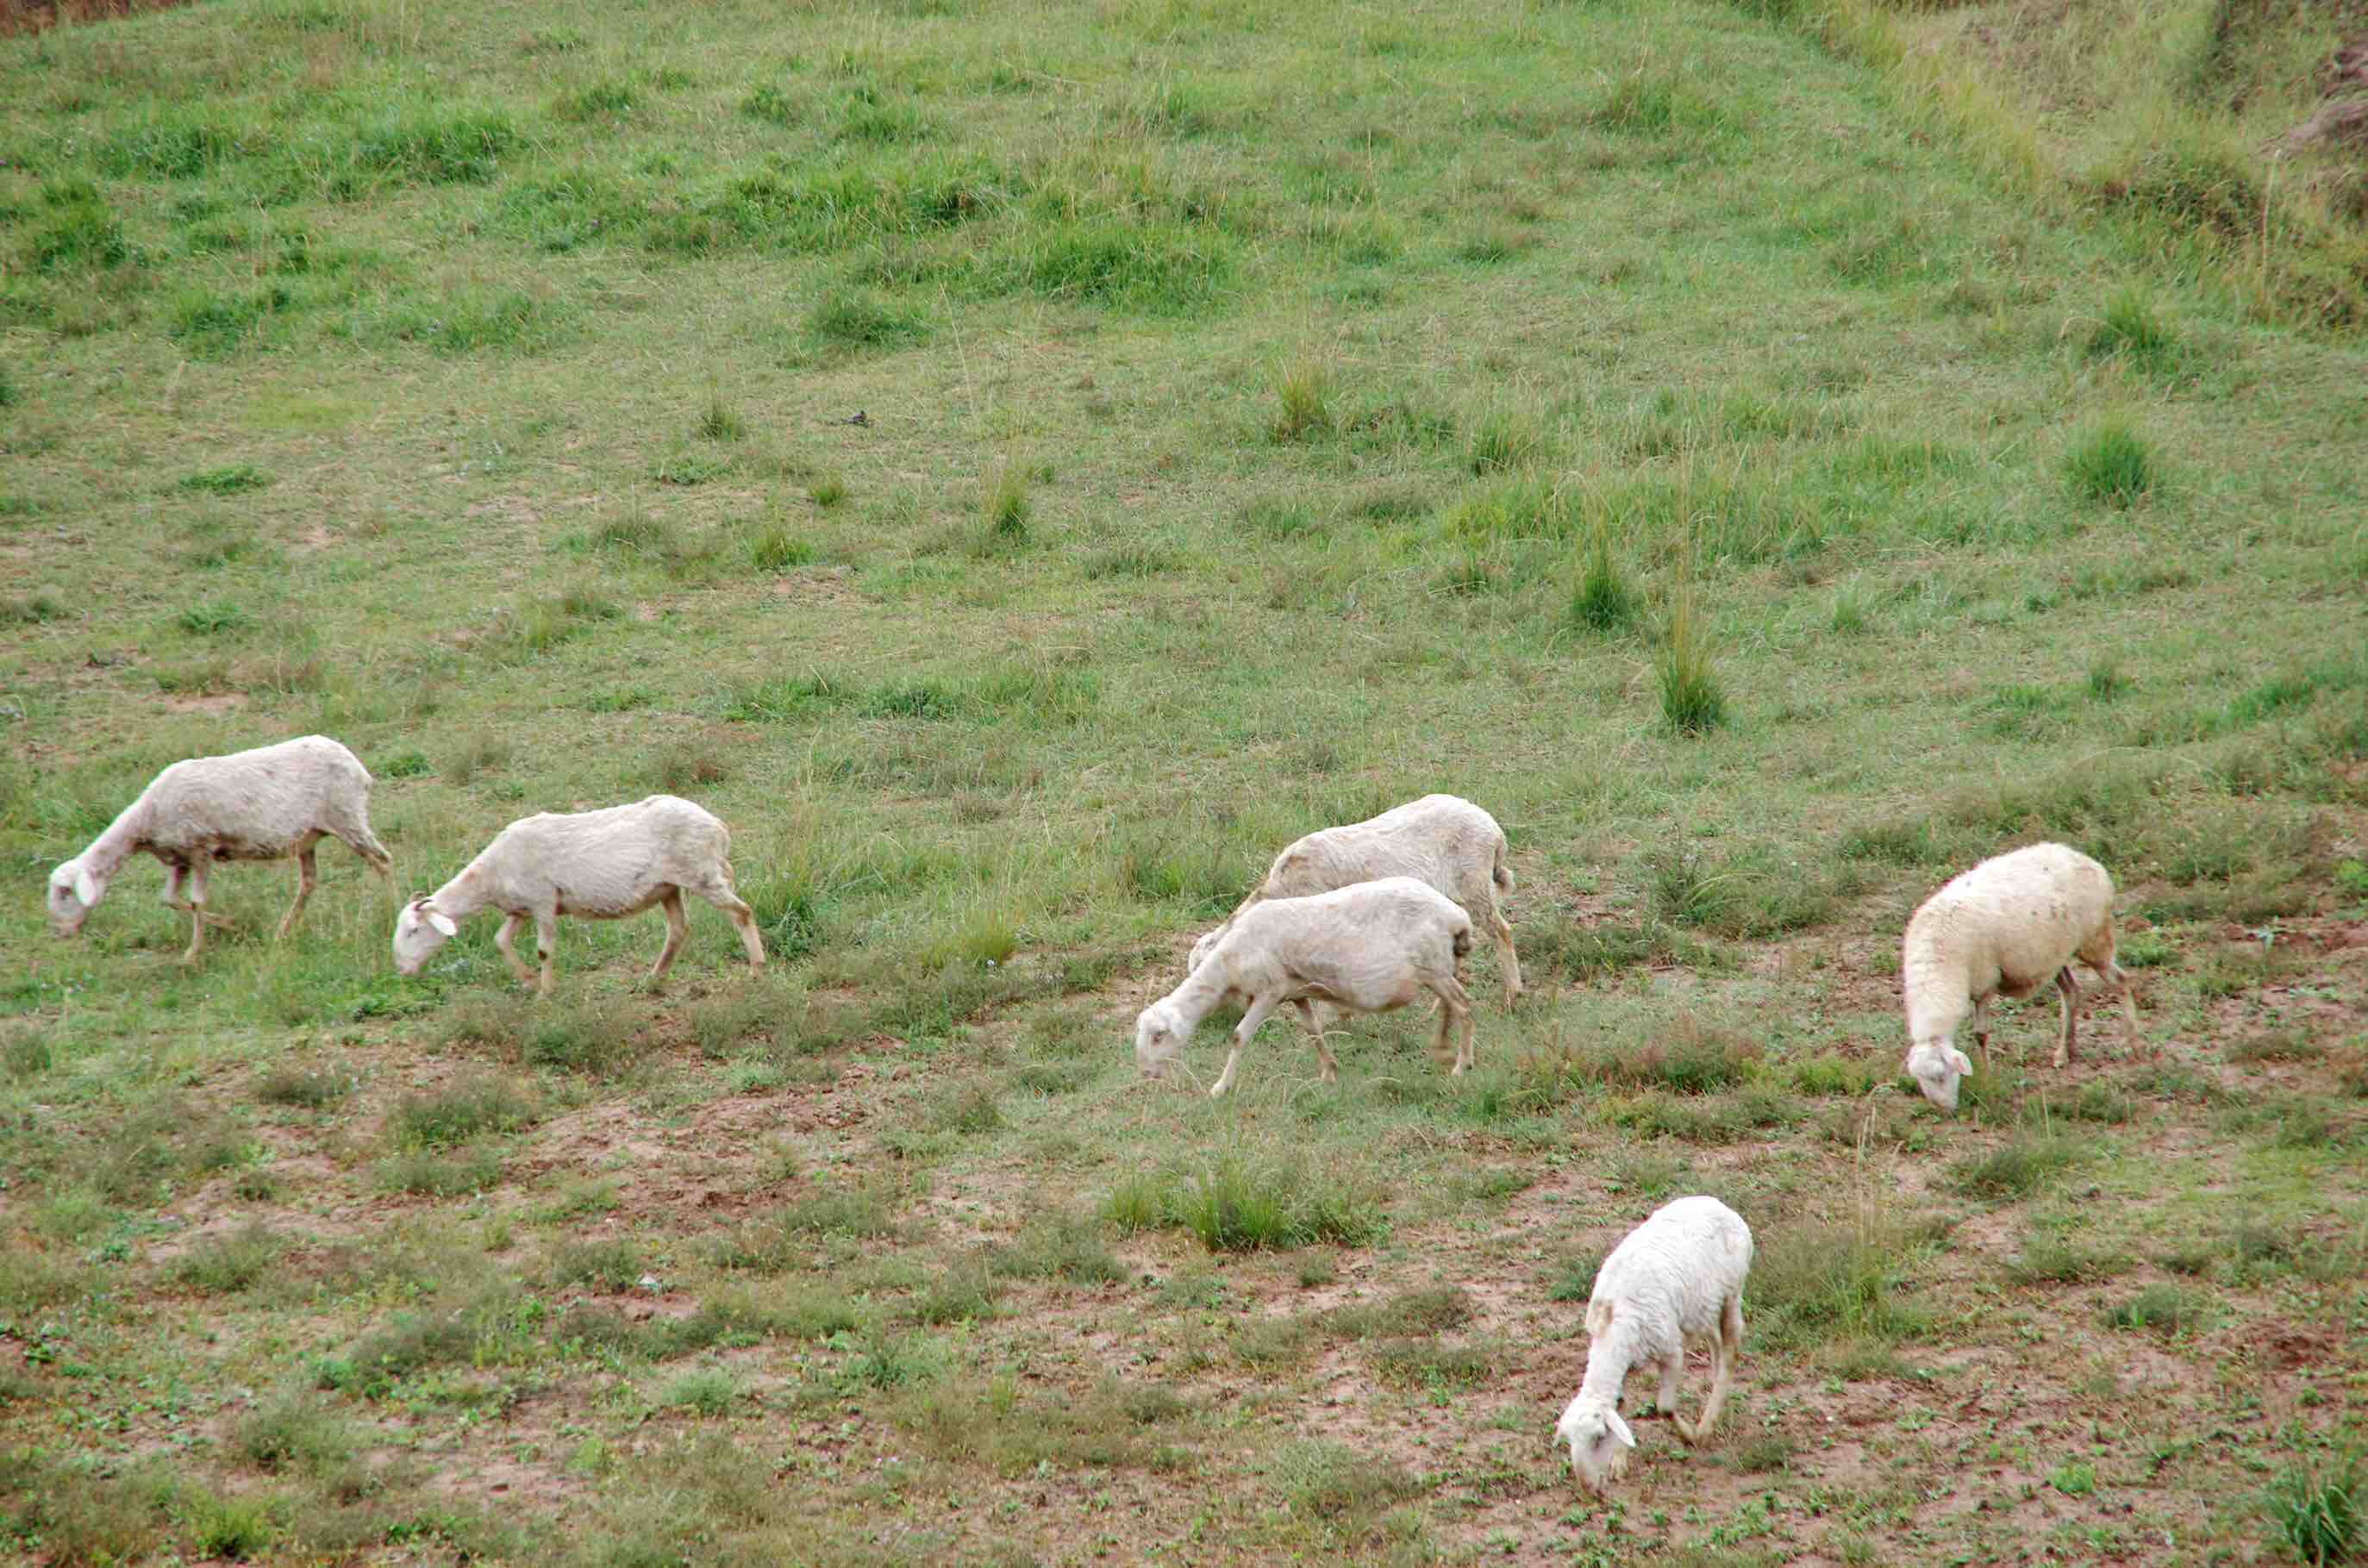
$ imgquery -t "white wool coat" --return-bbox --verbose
[1903,842,2117,1050]
[1578,1196,1755,1406]
[424,795,734,924]
[48,735,387,928]
[1190,794,1512,971]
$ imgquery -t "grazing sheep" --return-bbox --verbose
[46,734,393,965]
[392,795,765,996]
[1902,841,2140,1113]
[1556,1196,1753,1495]
[1190,794,1521,1007]
[1137,876,1474,1097]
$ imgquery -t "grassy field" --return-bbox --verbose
[3,0,2367,1561]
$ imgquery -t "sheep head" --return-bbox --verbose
[391,895,459,976]
[46,860,103,937]
[1554,1393,1635,1494]
[1134,1001,1188,1079]
[1905,1040,1974,1113]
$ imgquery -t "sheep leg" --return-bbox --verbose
[648,890,689,987]
[1971,995,1992,1065]
[1491,911,1522,1006]
[1652,1358,1683,1419]
[1686,1293,1745,1442]
[2078,919,2144,1056]
[1430,970,1477,1075]
[1292,998,1338,1084]
[534,912,559,997]
[494,914,536,987]
[2053,966,2079,1069]
[341,825,393,878]
[160,863,234,928]
[276,840,320,940]
[702,880,766,969]
[1213,994,1284,1098]
[2107,960,2142,1053]
[178,851,214,965]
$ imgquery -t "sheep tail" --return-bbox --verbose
[1492,838,1515,894]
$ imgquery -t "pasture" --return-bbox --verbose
[2,0,2365,1561]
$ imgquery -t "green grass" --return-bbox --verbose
[2266,1440,2365,1568]
[2064,418,2157,507]
[1656,578,1728,734]
[3,0,2365,1559]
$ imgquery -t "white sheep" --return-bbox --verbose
[1190,794,1521,1007]
[1902,840,2140,1113]
[46,734,392,965]
[391,795,765,996]
[1555,1195,1753,1495]
[1136,875,1475,1097]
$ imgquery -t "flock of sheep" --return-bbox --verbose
[42,733,2146,1494]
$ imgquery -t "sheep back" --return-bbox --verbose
[1903,842,2115,1041]
[470,795,730,917]
[1207,876,1470,1013]
[1587,1196,1753,1360]
[1262,794,1509,914]
[138,735,377,861]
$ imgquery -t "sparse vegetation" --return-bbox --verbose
[2266,1440,2364,1568]
[0,0,2359,1559]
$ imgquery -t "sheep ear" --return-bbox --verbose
[1607,1410,1636,1450]
[72,866,99,906]
[427,909,458,938]
[1947,1047,1973,1077]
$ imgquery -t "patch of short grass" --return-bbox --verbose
[986,1211,1128,1285]
[2065,418,2155,508]
[255,1065,353,1109]
[387,1076,539,1148]
[170,1221,287,1295]
[2099,1283,2208,1337]
[659,1366,741,1416]
[1948,1134,2087,1200]
[1106,1153,1385,1253]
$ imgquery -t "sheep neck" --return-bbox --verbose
[1161,962,1236,1036]
[428,860,500,921]
[1901,936,1971,1046]
[77,793,155,882]
[1578,1304,1647,1408]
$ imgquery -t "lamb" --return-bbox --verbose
[1189,794,1521,1007]
[391,795,765,996]
[1901,841,2140,1114]
[1136,875,1475,1096]
[1555,1196,1753,1495]
[46,734,393,965]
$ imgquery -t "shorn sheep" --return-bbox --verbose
[1555,1196,1753,1495]
[46,734,392,965]
[1902,840,2140,1114]
[1190,794,1521,1007]
[392,795,765,996]
[1137,876,1475,1097]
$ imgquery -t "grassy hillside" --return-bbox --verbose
[1769,0,2368,324]
[3,0,2366,1562]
